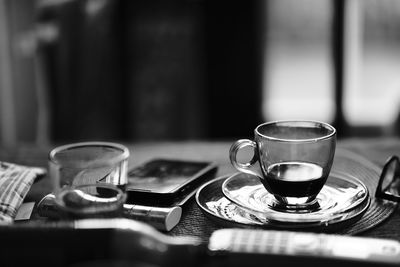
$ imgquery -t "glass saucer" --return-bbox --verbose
[221,171,369,224]
[196,175,370,230]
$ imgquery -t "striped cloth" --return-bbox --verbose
[0,162,46,224]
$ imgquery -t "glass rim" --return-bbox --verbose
[49,141,130,168]
[255,120,336,142]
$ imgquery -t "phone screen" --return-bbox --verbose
[126,159,210,194]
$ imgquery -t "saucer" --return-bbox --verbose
[196,174,370,229]
[221,171,369,224]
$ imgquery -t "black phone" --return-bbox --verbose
[98,158,218,207]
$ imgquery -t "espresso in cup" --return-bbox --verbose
[230,120,336,208]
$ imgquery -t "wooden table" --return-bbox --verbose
[1,138,400,265]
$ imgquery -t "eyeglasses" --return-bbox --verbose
[375,155,400,202]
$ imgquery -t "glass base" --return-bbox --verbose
[272,195,320,212]
[55,184,126,219]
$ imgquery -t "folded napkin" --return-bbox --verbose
[0,162,46,224]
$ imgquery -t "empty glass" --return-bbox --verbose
[49,142,129,218]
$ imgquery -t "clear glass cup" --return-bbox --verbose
[229,120,336,209]
[49,142,129,218]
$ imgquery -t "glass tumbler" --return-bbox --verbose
[49,142,129,218]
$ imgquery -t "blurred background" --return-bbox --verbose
[0,0,399,146]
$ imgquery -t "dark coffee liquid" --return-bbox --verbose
[261,162,326,198]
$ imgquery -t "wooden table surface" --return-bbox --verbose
[0,138,399,242]
[1,138,400,266]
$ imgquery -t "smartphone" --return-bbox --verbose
[98,158,218,207]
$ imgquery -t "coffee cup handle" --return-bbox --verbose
[229,139,262,178]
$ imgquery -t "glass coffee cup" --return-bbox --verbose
[229,120,336,209]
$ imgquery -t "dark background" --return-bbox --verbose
[36,0,264,142]
[1,0,399,146]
